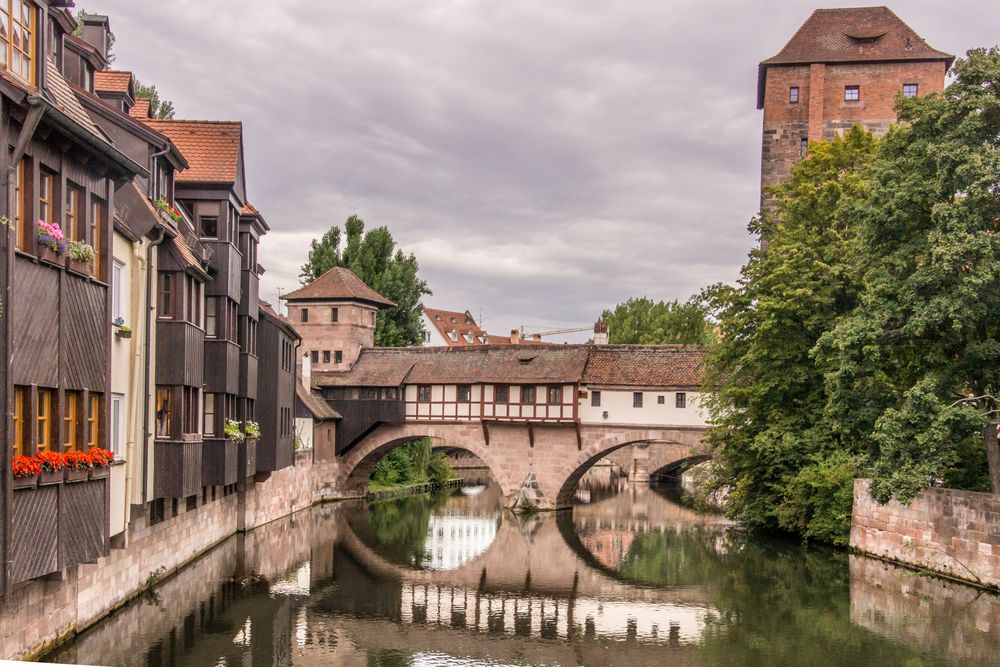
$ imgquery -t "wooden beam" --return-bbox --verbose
[527,423,534,448]
[481,420,490,447]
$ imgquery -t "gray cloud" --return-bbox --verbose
[95,0,997,340]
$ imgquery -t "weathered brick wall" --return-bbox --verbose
[851,479,1000,588]
[241,451,339,530]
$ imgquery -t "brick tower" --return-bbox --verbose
[758,6,953,208]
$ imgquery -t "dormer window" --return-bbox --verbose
[463,333,473,343]
[0,2,37,85]
[448,330,458,341]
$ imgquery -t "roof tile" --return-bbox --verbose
[94,70,133,95]
[283,267,395,308]
[142,119,242,184]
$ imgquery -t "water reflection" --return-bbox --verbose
[43,471,1000,666]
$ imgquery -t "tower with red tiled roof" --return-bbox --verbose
[281,267,396,371]
[758,6,952,208]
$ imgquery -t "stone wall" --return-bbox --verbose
[851,479,1000,589]
[0,452,341,660]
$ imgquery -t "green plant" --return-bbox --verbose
[243,420,261,439]
[67,240,96,264]
[224,419,245,443]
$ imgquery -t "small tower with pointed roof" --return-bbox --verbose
[281,267,396,371]
[758,6,952,209]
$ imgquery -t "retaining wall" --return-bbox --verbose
[851,479,1000,589]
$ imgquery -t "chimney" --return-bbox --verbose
[301,352,312,389]
[510,329,521,345]
[80,14,112,61]
[593,321,609,345]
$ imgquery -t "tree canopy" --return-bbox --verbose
[299,215,431,347]
[704,47,999,545]
[600,297,715,345]
[133,79,176,119]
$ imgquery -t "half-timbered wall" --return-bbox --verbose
[403,383,577,423]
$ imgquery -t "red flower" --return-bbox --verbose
[12,455,41,479]
[88,447,115,467]
[36,450,67,472]
[65,450,95,471]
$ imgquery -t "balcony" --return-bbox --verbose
[202,438,239,486]
[328,398,405,454]
[156,321,205,387]
[204,339,240,394]
[9,472,110,584]
[154,438,203,498]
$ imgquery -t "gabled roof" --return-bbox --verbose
[46,61,103,138]
[260,301,302,340]
[143,119,243,185]
[129,98,151,119]
[582,346,703,388]
[757,7,953,108]
[282,267,396,308]
[296,384,341,420]
[423,307,488,346]
[94,69,133,96]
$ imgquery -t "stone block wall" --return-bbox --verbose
[851,479,1000,588]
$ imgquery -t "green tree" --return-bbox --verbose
[600,297,715,345]
[300,215,431,347]
[703,126,877,545]
[133,79,176,119]
[814,48,1000,504]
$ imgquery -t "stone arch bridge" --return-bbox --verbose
[337,421,709,509]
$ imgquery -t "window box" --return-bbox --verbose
[12,476,37,490]
[115,328,132,340]
[64,468,90,483]
[37,245,63,266]
[38,469,63,486]
[66,257,92,276]
[90,466,110,480]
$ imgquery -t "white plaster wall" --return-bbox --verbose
[420,312,450,346]
[295,417,314,450]
[578,387,708,427]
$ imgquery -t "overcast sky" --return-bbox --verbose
[95,0,997,341]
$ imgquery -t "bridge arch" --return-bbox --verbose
[554,428,708,507]
[337,423,516,498]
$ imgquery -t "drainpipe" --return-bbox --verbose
[141,225,168,502]
[4,99,45,599]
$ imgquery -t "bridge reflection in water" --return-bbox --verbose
[42,471,1000,666]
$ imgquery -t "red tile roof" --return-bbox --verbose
[424,308,488,346]
[282,267,396,308]
[47,61,103,137]
[129,98,151,119]
[142,120,242,184]
[314,345,705,388]
[94,70,133,95]
[240,203,259,216]
[296,384,341,420]
[757,7,953,108]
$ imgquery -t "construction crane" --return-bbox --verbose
[519,325,593,339]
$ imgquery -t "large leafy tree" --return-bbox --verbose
[703,127,876,545]
[133,79,176,119]
[600,297,715,345]
[814,47,1000,504]
[300,215,431,347]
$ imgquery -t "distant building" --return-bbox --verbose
[421,308,489,346]
[758,7,952,207]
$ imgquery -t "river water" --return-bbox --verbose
[43,470,1000,666]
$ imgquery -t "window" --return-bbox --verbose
[334,350,343,364]
[112,260,125,322]
[38,168,55,225]
[448,331,457,341]
[203,393,216,436]
[800,137,808,158]
[310,350,319,364]
[789,86,799,103]
[844,85,860,101]
[13,387,25,456]
[205,296,217,337]
[633,392,643,408]
[14,158,28,251]
[495,385,509,404]
[591,390,601,407]
[658,395,665,405]
[463,333,473,344]
[110,394,124,460]
[36,388,52,451]
[199,216,218,238]
[422,331,431,343]
[91,198,106,279]
[522,386,536,404]
[65,183,82,242]
[418,385,431,402]
[301,308,309,323]
[155,387,171,438]
[182,387,198,434]
[370,311,376,325]
[184,275,201,324]
[0,1,36,84]
[547,386,562,404]
[158,273,175,318]
[88,393,101,448]
[676,392,687,409]
[64,391,80,450]
[331,307,339,322]
[903,83,918,98]
[323,350,331,364]
[457,385,472,403]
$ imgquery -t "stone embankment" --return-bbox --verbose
[851,479,1000,589]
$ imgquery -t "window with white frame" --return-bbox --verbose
[112,259,125,322]
[110,393,125,460]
